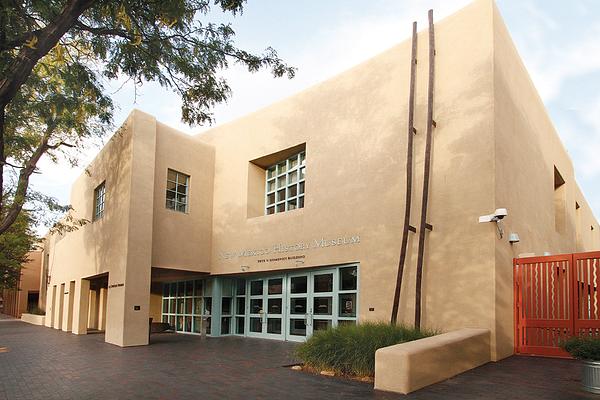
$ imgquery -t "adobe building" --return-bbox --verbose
[1,249,42,318]
[40,0,598,361]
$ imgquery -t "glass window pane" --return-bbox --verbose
[250,280,263,296]
[268,278,282,295]
[205,317,211,334]
[176,316,183,331]
[222,297,232,315]
[300,152,306,165]
[314,319,332,331]
[277,189,286,202]
[277,177,285,189]
[299,181,305,194]
[276,203,285,213]
[314,297,332,315]
[299,167,305,181]
[298,196,304,209]
[162,300,169,313]
[194,280,203,296]
[166,199,175,210]
[287,199,297,210]
[289,157,298,170]
[236,317,245,334]
[268,298,282,314]
[290,298,307,314]
[167,180,176,190]
[289,170,297,184]
[176,203,187,213]
[290,276,307,294]
[168,169,177,181]
[267,167,276,179]
[267,193,275,205]
[288,185,298,198]
[267,318,282,334]
[162,314,169,323]
[266,206,275,215]
[193,317,202,333]
[290,319,306,336]
[236,297,245,315]
[185,316,192,332]
[169,315,175,329]
[250,317,262,333]
[267,180,275,192]
[194,298,202,315]
[338,319,356,327]
[277,161,287,174]
[177,299,184,314]
[204,280,213,296]
[250,299,263,314]
[169,299,175,313]
[204,297,212,315]
[340,267,358,291]
[185,281,193,296]
[314,274,333,293]
[177,184,187,194]
[236,280,246,296]
[339,293,357,318]
[185,298,193,314]
[221,317,231,334]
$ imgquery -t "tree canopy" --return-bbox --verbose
[0,0,295,237]
[0,211,36,290]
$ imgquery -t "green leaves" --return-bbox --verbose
[0,0,295,235]
[0,212,36,290]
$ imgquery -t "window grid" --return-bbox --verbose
[162,279,212,335]
[93,182,106,221]
[166,169,189,213]
[265,151,305,215]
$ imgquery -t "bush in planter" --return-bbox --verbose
[562,336,600,360]
[296,322,434,377]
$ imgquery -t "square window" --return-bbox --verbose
[166,169,189,213]
[340,266,358,291]
[264,151,306,215]
[222,297,232,315]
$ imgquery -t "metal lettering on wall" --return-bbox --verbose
[219,234,360,260]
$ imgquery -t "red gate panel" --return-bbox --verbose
[515,251,600,358]
[573,252,600,337]
[514,254,573,357]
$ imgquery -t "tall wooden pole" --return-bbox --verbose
[414,9,435,330]
[391,21,418,325]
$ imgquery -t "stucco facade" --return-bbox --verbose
[1,250,42,318]
[41,0,598,360]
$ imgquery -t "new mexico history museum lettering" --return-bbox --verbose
[219,234,361,260]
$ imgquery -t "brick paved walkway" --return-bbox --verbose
[0,317,595,399]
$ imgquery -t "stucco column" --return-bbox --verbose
[98,287,108,331]
[54,283,64,330]
[62,281,75,332]
[44,285,56,328]
[72,279,90,335]
[88,290,98,330]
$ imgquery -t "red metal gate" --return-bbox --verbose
[514,251,600,357]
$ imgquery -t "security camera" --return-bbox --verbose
[478,208,508,223]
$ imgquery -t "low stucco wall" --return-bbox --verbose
[374,328,491,394]
[21,313,45,326]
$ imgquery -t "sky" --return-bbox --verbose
[30,0,600,228]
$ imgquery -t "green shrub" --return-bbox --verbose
[562,336,600,361]
[296,322,434,377]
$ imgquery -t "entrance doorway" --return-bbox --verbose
[247,276,285,339]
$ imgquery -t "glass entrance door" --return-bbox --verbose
[247,276,284,339]
[286,269,336,342]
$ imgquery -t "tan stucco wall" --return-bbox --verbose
[197,0,497,350]
[490,1,599,359]
[1,250,41,318]
[151,122,214,272]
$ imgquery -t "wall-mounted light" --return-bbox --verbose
[240,265,250,272]
[508,233,520,244]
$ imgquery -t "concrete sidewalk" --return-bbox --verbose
[0,319,594,399]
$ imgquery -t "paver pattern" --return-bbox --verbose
[0,316,594,399]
